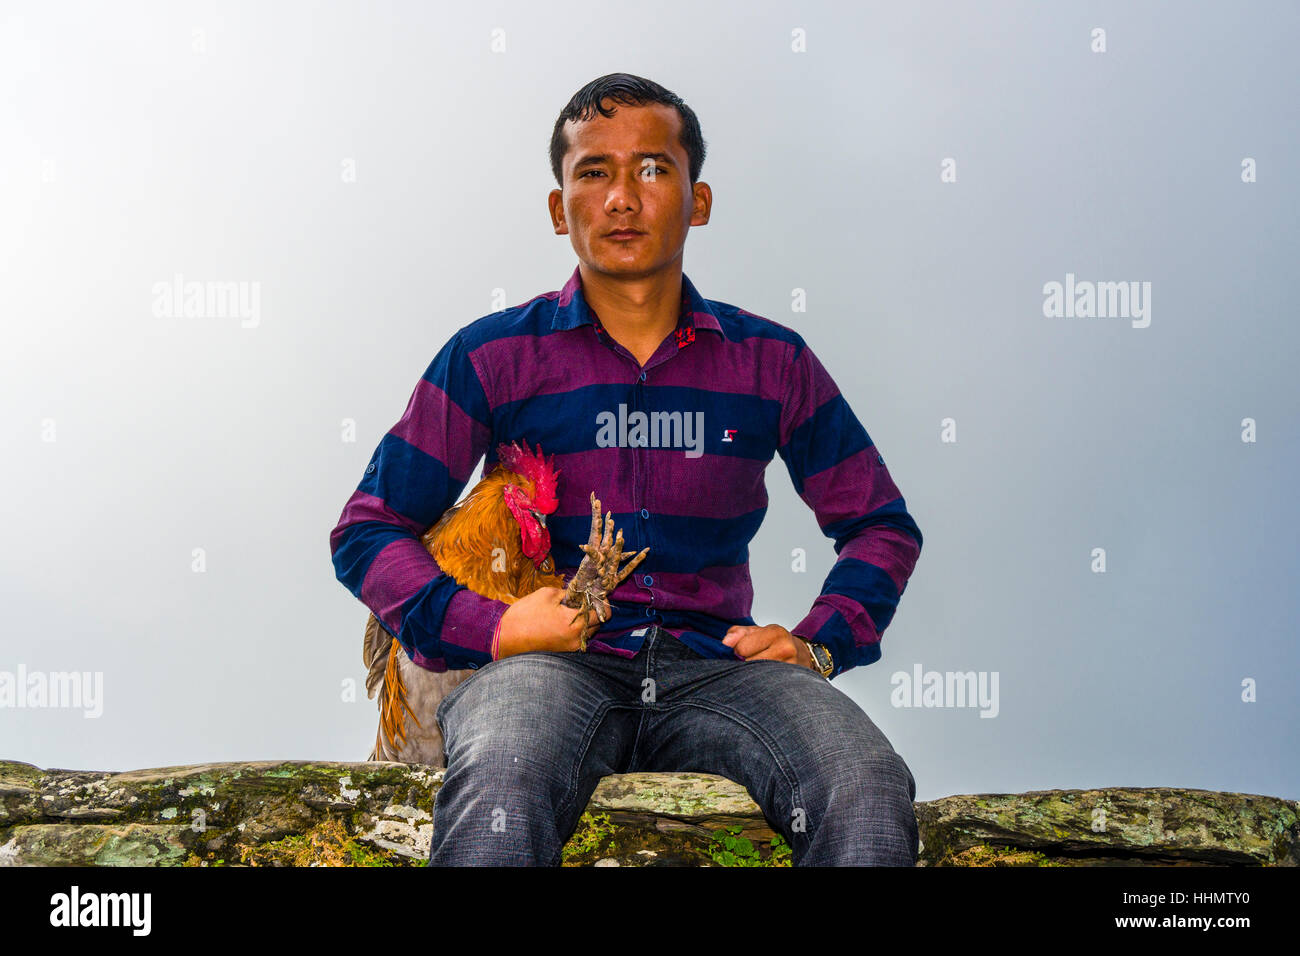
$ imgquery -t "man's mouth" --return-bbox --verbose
[605,230,644,240]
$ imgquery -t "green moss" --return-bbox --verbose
[560,811,738,866]
[232,813,421,867]
[934,842,1063,867]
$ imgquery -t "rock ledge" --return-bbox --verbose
[1,759,1294,866]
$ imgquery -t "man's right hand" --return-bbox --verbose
[496,587,594,659]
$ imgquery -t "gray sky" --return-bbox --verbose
[2,0,1296,804]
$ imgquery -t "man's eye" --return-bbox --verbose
[579,167,666,179]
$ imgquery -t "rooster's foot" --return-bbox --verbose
[562,492,650,647]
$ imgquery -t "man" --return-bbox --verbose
[330,73,923,865]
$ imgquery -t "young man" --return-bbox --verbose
[330,73,924,865]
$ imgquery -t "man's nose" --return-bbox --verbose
[605,192,638,213]
[604,170,643,212]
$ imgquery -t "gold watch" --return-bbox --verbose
[799,638,834,678]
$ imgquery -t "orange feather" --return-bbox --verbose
[365,443,565,762]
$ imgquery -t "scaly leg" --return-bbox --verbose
[562,492,650,650]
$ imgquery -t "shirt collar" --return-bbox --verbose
[550,264,726,343]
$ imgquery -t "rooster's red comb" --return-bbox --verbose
[497,438,559,506]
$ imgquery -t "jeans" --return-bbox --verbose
[427,625,918,866]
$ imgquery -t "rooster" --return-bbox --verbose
[363,439,647,767]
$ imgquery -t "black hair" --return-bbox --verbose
[549,73,707,187]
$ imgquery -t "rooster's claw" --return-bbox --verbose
[562,492,650,650]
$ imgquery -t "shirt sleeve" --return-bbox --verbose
[776,337,923,678]
[329,328,507,671]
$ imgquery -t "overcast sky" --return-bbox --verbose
[2,0,1296,805]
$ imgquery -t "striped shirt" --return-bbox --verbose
[330,265,922,679]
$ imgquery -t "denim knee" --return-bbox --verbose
[437,653,603,791]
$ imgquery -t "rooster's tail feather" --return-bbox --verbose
[362,613,392,699]
[363,613,422,758]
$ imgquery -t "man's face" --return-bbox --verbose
[549,102,710,279]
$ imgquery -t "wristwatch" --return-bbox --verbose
[798,638,834,679]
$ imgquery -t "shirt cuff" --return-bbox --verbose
[791,605,858,679]
[440,586,509,665]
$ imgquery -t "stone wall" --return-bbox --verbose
[1,759,1295,866]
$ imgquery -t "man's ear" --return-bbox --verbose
[691,181,712,227]
[548,189,569,235]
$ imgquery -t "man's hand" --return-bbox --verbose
[496,587,592,659]
[722,624,817,671]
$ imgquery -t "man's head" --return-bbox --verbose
[548,73,711,279]
[549,74,706,187]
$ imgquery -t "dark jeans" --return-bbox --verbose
[427,625,918,866]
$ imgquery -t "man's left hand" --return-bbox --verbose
[722,624,816,670]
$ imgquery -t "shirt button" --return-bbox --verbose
[643,575,653,586]
[645,607,654,617]
[640,508,649,519]
[639,371,647,382]
[877,454,885,465]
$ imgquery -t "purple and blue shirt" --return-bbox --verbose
[330,265,922,679]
